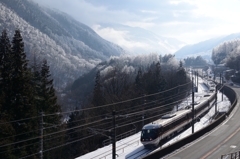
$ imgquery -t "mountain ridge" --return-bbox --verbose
[0,0,125,87]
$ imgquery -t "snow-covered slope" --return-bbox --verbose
[174,33,240,60]
[0,0,125,87]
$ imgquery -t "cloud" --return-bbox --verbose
[33,0,240,45]
[92,25,150,52]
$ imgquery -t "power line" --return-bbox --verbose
[0,89,188,151]
[0,116,40,125]
[51,91,180,130]
[0,82,192,158]
[18,98,186,158]
[0,129,39,142]
[41,82,192,118]
[0,82,190,126]
[10,95,181,151]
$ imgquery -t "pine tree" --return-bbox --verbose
[31,54,42,112]
[0,29,16,159]
[135,67,143,94]
[64,109,85,158]
[92,70,104,107]
[10,29,38,158]
[154,62,166,92]
[0,29,13,113]
[39,59,63,159]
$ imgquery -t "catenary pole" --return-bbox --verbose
[112,110,116,159]
[192,77,195,133]
[40,111,43,159]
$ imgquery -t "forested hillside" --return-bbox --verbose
[0,0,125,88]
[0,28,192,158]
[175,33,240,60]
[62,53,191,158]
[0,29,63,158]
[212,39,240,71]
[63,54,189,109]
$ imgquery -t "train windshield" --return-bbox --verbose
[141,129,158,139]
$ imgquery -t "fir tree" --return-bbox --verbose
[154,62,166,92]
[0,29,15,159]
[92,70,104,107]
[135,67,143,94]
[39,59,63,158]
[10,29,38,158]
[0,29,13,113]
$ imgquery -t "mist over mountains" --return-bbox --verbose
[93,23,186,55]
[0,0,125,87]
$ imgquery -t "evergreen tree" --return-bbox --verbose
[0,29,13,113]
[0,29,15,159]
[63,109,85,158]
[10,29,38,158]
[154,62,166,92]
[39,59,63,159]
[92,70,104,107]
[31,54,42,112]
[135,67,143,94]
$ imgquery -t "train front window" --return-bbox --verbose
[141,129,158,139]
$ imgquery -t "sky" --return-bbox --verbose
[33,0,240,47]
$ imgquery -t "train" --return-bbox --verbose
[140,91,216,148]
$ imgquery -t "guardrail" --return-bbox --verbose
[221,151,240,159]
[142,85,237,159]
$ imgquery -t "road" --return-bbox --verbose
[166,85,240,159]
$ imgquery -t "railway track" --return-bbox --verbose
[125,147,154,159]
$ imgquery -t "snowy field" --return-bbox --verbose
[77,78,231,159]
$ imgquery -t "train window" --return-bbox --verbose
[141,129,158,138]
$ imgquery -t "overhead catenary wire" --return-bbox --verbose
[0,139,39,155]
[37,97,183,146]
[49,88,191,131]
[0,89,189,143]
[40,82,192,119]
[0,90,191,153]
[0,81,192,158]
[15,79,208,158]
[43,97,184,136]
[4,94,183,151]
[0,82,191,126]
[0,129,39,142]
[18,108,174,158]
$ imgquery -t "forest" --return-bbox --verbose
[0,29,193,158]
[212,39,240,70]
[212,39,240,82]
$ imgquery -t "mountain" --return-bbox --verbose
[174,33,240,60]
[94,23,186,55]
[0,0,125,88]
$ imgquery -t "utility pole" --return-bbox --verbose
[40,111,43,159]
[222,76,224,101]
[197,71,198,92]
[192,77,195,134]
[215,91,218,114]
[222,89,224,101]
[112,110,116,159]
[220,73,222,85]
[195,71,196,88]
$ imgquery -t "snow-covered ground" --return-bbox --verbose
[77,78,231,159]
